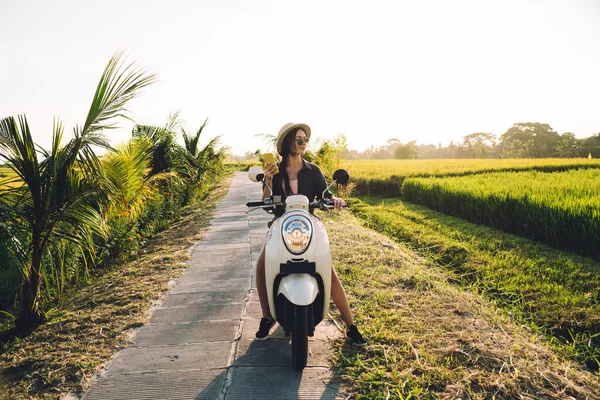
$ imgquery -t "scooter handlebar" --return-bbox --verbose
[246,201,266,207]
[309,199,346,211]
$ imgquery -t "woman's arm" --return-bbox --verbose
[315,165,345,209]
[262,162,278,200]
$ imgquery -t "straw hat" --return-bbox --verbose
[276,122,311,155]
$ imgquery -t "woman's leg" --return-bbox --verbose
[256,242,271,318]
[330,266,354,327]
[330,265,368,346]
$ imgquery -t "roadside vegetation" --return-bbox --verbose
[0,175,233,399]
[0,53,226,342]
[325,209,600,399]
[0,50,229,397]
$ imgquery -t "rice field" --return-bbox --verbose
[342,158,600,196]
[0,167,19,189]
[402,169,600,259]
[347,160,600,369]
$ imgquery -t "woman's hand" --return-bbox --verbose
[263,162,278,183]
[332,196,346,210]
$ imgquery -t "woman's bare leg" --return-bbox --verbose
[330,266,354,327]
[256,243,272,318]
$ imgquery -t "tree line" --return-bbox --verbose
[343,122,600,159]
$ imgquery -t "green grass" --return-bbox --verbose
[341,158,600,196]
[403,169,600,259]
[346,196,600,371]
[324,210,600,399]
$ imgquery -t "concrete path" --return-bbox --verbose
[82,172,346,400]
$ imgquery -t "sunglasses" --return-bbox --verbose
[296,137,309,145]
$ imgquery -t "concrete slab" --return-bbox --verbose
[210,220,247,229]
[187,261,252,273]
[249,221,269,230]
[191,245,250,256]
[225,367,344,400]
[244,299,263,319]
[206,223,247,232]
[200,229,248,242]
[106,342,233,374]
[249,232,268,240]
[198,238,248,246]
[134,320,239,346]
[215,208,247,215]
[189,248,250,268]
[83,370,227,400]
[248,215,273,222]
[160,292,247,308]
[216,202,247,209]
[250,234,267,244]
[150,304,244,324]
[178,267,252,282]
[210,215,248,224]
[171,278,249,294]
[211,210,246,216]
[194,242,249,251]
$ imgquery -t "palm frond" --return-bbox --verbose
[52,184,107,244]
[164,110,183,132]
[82,50,157,137]
[0,116,41,189]
[132,124,159,139]
[100,137,157,222]
[182,118,208,156]
[255,132,277,152]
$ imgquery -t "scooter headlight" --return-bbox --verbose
[281,215,312,255]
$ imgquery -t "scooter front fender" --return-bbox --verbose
[277,274,319,306]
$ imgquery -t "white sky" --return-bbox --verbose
[1,0,600,155]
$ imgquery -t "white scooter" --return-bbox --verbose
[246,167,350,371]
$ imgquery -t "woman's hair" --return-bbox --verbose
[279,128,299,196]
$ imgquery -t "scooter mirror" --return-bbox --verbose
[248,166,265,183]
[332,169,350,185]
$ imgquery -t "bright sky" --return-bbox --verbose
[2,0,600,155]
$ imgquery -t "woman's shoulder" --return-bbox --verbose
[302,159,321,172]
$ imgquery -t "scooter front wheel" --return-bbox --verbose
[291,304,308,371]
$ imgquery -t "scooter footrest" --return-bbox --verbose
[280,261,316,275]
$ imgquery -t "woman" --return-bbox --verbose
[254,122,367,347]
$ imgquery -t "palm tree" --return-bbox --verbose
[178,119,227,201]
[0,52,156,329]
[132,111,182,176]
